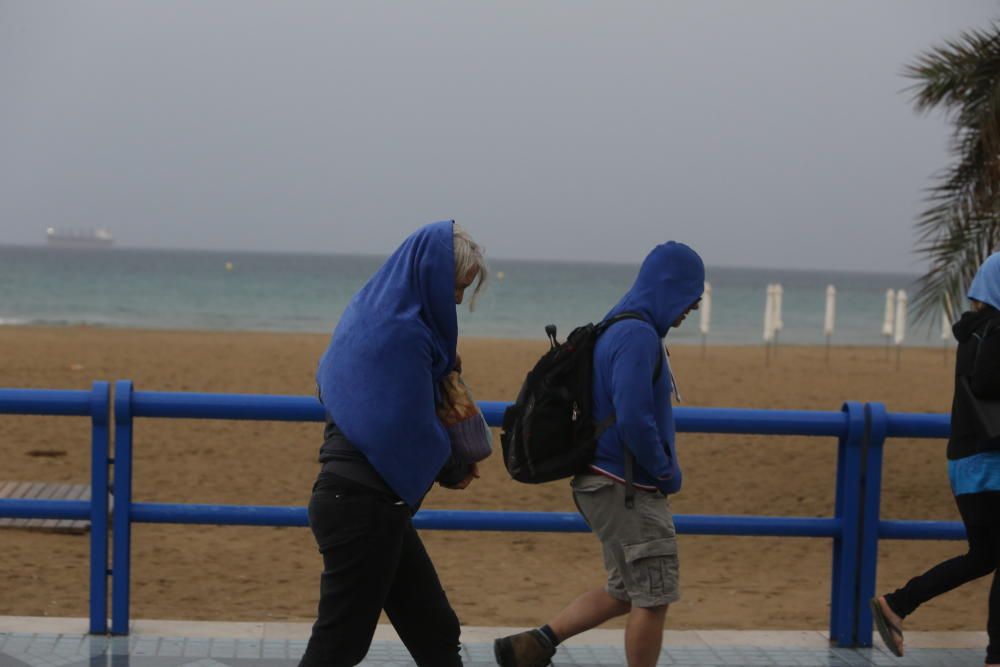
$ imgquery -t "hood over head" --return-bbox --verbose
[314,220,458,507]
[953,251,1000,342]
[969,251,1000,313]
[607,241,705,337]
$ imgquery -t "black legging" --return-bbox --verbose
[298,476,463,667]
[885,491,1000,663]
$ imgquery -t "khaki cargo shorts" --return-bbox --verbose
[571,473,680,608]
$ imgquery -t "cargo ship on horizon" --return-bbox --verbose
[45,227,114,248]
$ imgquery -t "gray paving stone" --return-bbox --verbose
[0,656,34,667]
[1,633,992,666]
[180,643,210,659]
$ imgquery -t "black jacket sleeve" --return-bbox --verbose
[971,326,1000,398]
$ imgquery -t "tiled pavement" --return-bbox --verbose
[0,619,989,667]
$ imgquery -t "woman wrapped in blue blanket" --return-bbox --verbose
[299,221,488,667]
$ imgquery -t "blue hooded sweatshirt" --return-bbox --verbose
[949,251,1000,495]
[589,242,705,494]
[316,221,457,508]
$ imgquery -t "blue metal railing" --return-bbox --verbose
[0,383,111,634]
[0,381,964,647]
[854,406,961,647]
[109,380,867,644]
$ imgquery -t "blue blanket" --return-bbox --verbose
[316,221,458,508]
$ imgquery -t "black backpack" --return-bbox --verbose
[500,312,660,505]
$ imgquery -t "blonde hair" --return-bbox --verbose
[453,223,488,310]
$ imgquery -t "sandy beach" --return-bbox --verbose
[0,326,983,632]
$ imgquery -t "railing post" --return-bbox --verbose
[830,401,864,646]
[111,380,134,635]
[88,381,111,635]
[854,402,887,647]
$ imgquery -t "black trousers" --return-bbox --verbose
[885,491,1000,663]
[298,478,463,667]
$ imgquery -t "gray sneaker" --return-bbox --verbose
[493,629,556,667]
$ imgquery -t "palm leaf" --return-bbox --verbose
[907,22,1000,321]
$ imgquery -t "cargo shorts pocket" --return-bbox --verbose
[622,537,679,604]
[570,474,616,528]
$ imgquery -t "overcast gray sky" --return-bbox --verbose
[1,1,997,272]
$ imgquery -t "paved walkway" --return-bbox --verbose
[0,618,989,667]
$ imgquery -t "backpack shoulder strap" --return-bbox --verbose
[598,312,664,380]
[596,311,646,334]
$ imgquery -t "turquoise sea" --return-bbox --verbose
[0,245,941,346]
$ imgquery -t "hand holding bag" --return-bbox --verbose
[437,371,493,463]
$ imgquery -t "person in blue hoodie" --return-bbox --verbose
[495,242,704,667]
[872,252,1000,667]
[299,221,488,667]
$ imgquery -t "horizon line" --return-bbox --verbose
[0,241,924,278]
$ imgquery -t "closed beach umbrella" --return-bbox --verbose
[773,283,784,334]
[770,283,784,357]
[763,284,776,365]
[882,289,896,337]
[763,284,775,343]
[894,290,908,369]
[942,293,954,340]
[700,282,712,358]
[700,282,712,335]
[824,285,836,337]
[824,284,836,363]
[882,288,896,361]
[941,300,952,363]
[894,290,908,345]
[894,289,908,346]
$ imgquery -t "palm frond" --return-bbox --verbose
[912,212,1000,321]
[907,22,1000,321]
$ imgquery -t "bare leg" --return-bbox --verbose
[548,588,631,641]
[624,604,669,667]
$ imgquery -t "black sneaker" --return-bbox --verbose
[493,629,556,667]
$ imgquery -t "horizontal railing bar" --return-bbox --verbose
[884,413,950,439]
[129,502,840,536]
[130,392,326,422]
[485,402,849,436]
[0,389,95,417]
[131,392,850,437]
[416,509,586,532]
[675,407,847,436]
[676,515,841,537]
[132,502,306,526]
[879,519,965,540]
[416,512,840,536]
[0,499,92,520]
